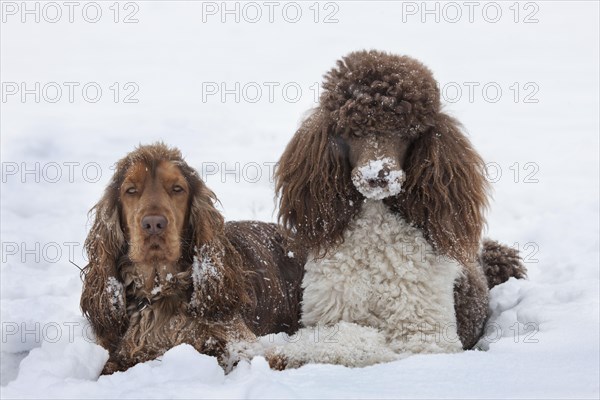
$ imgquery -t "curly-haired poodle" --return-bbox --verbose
[270,50,526,368]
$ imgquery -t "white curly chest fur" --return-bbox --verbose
[301,200,463,355]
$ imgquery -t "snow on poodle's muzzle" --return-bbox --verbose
[351,157,405,200]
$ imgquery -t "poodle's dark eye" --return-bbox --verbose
[342,128,362,138]
[172,185,184,193]
[125,187,137,195]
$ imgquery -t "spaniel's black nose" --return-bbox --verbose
[141,215,168,235]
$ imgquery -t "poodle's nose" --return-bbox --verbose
[367,167,390,188]
[367,178,388,188]
[141,215,168,235]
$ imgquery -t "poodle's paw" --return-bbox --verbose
[265,348,307,370]
[266,351,289,371]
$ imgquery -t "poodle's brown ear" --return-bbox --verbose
[275,109,362,256]
[80,185,128,352]
[388,112,489,265]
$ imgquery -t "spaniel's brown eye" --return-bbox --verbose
[125,187,137,195]
[172,185,184,193]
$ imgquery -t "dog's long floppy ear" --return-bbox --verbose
[185,168,224,247]
[388,112,489,266]
[80,179,128,352]
[183,165,250,317]
[275,109,362,256]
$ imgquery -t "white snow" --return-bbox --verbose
[105,276,125,311]
[150,285,162,296]
[1,2,598,398]
[191,247,220,286]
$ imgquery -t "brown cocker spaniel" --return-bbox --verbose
[80,143,304,374]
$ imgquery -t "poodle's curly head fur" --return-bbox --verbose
[276,50,489,265]
[321,50,440,138]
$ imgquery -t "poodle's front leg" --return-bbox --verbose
[266,322,398,370]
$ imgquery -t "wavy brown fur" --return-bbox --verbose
[81,143,304,373]
[275,110,363,258]
[276,50,489,265]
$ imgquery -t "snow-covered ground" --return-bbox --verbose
[1,1,598,398]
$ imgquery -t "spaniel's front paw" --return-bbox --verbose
[101,360,122,375]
